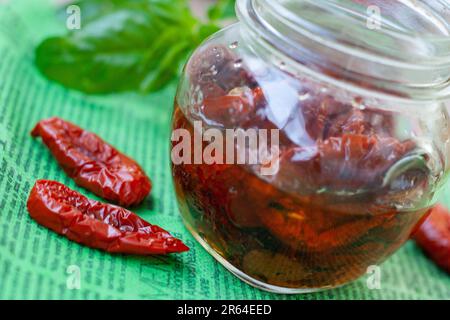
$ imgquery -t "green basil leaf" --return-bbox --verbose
[36,0,219,94]
[208,0,236,21]
[66,0,188,24]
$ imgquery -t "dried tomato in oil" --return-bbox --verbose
[172,43,438,289]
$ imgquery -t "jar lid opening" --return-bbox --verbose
[237,0,450,101]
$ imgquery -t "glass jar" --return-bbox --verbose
[171,0,450,293]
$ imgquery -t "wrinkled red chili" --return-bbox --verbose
[31,117,151,207]
[27,180,189,255]
[413,204,450,273]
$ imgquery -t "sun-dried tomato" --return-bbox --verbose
[27,180,188,255]
[301,94,395,140]
[187,45,257,98]
[31,117,151,207]
[413,204,450,273]
[277,134,417,194]
[200,87,265,127]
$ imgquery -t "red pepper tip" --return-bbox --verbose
[30,123,40,137]
[173,241,190,253]
[31,117,53,135]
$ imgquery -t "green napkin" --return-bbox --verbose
[0,0,449,300]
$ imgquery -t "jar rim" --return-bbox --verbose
[236,0,450,101]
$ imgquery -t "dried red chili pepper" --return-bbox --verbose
[27,180,189,255]
[31,117,151,207]
[413,204,450,273]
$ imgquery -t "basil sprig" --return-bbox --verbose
[35,0,233,94]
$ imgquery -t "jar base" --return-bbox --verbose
[181,217,346,294]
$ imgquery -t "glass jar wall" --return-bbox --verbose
[171,0,450,293]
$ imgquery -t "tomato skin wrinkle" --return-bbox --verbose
[27,180,189,255]
[31,117,151,207]
[413,204,450,274]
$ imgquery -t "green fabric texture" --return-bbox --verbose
[0,0,449,300]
